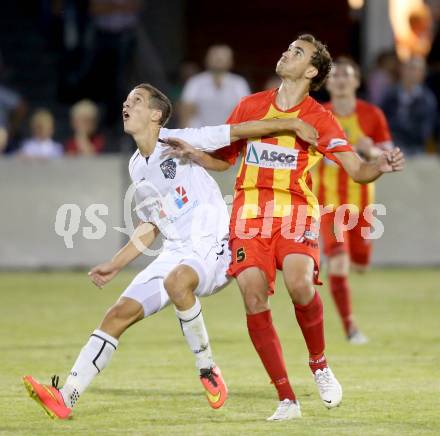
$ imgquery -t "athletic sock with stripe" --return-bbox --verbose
[60,329,118,408]
[175,297,214,371]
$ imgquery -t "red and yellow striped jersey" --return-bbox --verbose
[214,89,353,222]
[313,99,392,211]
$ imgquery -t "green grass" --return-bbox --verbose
[0,268,439,435]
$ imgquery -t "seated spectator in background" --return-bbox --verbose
[367,51,399,105]
[19,109,63,159]
[0,81,27,152]
[66,100,105,155]
[178,45,250,127]
[381,56,437,155]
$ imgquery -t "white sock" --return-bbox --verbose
[60,329,118,408]
[175,297,214,371]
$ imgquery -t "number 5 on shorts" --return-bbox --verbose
[236,247,246,263]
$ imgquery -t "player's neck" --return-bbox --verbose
[331,95,357,117]
[276,80,309,110]
[133,127,160,157]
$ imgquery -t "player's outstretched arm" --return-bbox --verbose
[230,118,318,146]
[334,148,405,184]
[161,118,318,154]
[88,222,159,288]
[161,137,230,171]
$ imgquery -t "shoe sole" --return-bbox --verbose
[23,377,58,420]
[323,397,342,409]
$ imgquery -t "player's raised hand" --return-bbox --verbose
[88,262,121,289]
[159,137,197,160]
[292,119,319,148]
[377,147,405,173]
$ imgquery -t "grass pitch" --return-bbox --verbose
[0,268,439,435]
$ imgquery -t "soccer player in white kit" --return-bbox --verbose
[22,83,319,420]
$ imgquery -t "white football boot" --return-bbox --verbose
[266,399,302,421]
[313,367,342,408]
[348,330,369,345]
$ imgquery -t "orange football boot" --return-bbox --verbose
[23,375,72,419]
[199,366,228,409]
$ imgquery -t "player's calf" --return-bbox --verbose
[99,297,144,339]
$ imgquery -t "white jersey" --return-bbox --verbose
[181,71,250,127]
[128,125,231,255]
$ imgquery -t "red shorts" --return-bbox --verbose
[228,217,321,293]
[321,210,372,266]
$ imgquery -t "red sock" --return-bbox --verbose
[294,291,327,373]
[247,310,296,401]
[329,275,353,335]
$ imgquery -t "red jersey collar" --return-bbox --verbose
[271,88,312,113]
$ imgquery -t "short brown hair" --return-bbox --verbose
[297,34,332,91]
[135,83,172,126]
[333,56,361,80]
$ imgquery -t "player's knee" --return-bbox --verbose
[164,269,195,304]
[352,262,369,274]
[329,252,349,276]
[241,289,269,314]
[287,275,314,305]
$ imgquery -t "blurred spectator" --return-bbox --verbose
[263,74,282,90]
[367,51,400,105]
[65,100,105,156]
[88,0,141,126]
[179,45,250,127]
[19,110,63,159]
[0,52,27,152]
[381,56,437,155]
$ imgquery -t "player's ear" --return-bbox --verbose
[151,109,162,124]
[305,65,318,81]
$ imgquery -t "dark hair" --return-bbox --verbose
[297,34,332,91]
[333,56,361,80]
[134,83,173,126]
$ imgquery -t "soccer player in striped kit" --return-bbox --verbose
[166,35,404,420]
[314,57,394,344]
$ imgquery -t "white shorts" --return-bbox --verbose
[121,241,231,317]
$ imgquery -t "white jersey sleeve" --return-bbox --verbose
[134,189,150,223]
[159,125,231,152]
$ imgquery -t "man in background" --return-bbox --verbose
[178,45,250,127]
[381,56,437,155]
[314,57,394,343]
